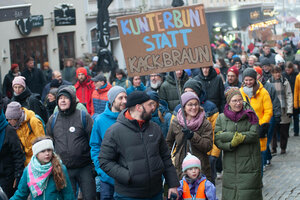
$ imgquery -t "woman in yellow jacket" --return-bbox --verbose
[294,73,300,111]
[5,101,45,166]
[240,68,273,175]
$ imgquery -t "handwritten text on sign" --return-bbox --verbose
[117,5,212,77]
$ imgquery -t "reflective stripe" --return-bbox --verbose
[182,179,206,199]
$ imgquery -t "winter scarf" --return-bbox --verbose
[177,108,205,131]
[243,86,253,99]
[270,77,286,108]
[224,103,258,125]
[27,156,53,198]
[0,110,8,152]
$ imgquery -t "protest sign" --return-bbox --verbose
[117,4,212,77]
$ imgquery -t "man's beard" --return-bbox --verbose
[141,105,152,121]
[150,80,162,90]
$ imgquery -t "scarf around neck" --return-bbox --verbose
[243,86,253,99]
[27,156,53,198]
[177,108,205,131]
[223,103,258,125]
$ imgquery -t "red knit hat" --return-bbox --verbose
[11,63,19,71]
[227,66,239,76]
[76,67,87,77]
[254,66,263,76]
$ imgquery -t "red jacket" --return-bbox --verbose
[91,83,112,116]
[75,78,95,114]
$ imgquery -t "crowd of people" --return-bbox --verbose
[1,36,300,200]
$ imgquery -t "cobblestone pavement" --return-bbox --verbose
[215,135,300,200]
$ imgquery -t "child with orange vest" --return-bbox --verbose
[177,153,218,200]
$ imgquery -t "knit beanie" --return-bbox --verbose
[183,80,202,97]
[5,101,23,119]
[76,67,87,77]
[32,139,54,156]
[181,92,199,107]
[50,79,61,88]
[182,153,201,172]
[11,63,19,71]
[243,68,257,81]
[232,56,242,65]
[260,58,271,66]
[12,76,26,88]
[224,87,242,103]
[49,88,58,97]
[227,66,239,76]
[43,62,49,67]
[107,86,126,105]
[146,91,159,102]
[126,91,150,108]
[253,66,263,76]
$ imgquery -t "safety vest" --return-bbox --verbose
[182,179,206,200]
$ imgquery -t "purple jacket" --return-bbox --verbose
[177,175,218,200]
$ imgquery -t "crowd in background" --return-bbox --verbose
[1,34,300,200]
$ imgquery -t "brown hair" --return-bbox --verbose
[285,61,294,69]
[32,136,66,191]
[271,65,282,74]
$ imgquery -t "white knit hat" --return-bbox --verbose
[32,139,54,156]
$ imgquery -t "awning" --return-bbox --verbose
[0,0,31,22]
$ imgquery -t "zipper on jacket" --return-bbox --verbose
[140,131,151,192]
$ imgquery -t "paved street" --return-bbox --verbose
[215,135,300,200]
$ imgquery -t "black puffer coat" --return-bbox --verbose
[194,67,226,113]
[99,109,179,198]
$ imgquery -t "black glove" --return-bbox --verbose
[287,113,293,118]
[274,117,281,124]
[182,128,194,140]
[258,123,269,138]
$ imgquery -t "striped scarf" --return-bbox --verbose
[271,77,286,108]
[27,156,53,198]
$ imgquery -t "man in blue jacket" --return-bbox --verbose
[90,86,127,200]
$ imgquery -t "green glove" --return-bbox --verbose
[230,132,246,147]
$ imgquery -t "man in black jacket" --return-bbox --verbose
[194,66,226,113]
[21,57,46,96]
[99,91,179,199]
[46,87,96,199]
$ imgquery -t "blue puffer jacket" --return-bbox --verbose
[126,82,146,95]
[151,100,172,138]
[10,164,74,200]
[90,103,119,186]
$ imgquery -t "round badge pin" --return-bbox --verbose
[69,127,75,132]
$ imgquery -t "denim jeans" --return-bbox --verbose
[114,192,162,200]
[67,164,97,200]
[100,181,114,200]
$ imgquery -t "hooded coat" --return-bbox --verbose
[214,110,262,200]
[2,70,15,99]
[91,83,112,116]
[46,87,94,169]
[16,108,46,166]
[166,112,213,181]
[193,67,226,113]
[99,109,179,198]
[159,72,189,112]
[74,75,95,114]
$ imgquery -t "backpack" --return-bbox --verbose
[50,110,87,133]
[26,94,48,123]
[27,114,47,135]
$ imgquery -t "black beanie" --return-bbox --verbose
[243,68,257,81]
[126,91,150,108]
[183,79,202,97]
[57,91,72,101]
[50,79,61,88]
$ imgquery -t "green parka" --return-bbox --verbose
[214,111,262,200]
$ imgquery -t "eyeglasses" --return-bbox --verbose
[230,99,243,104]
[186,103,199,108]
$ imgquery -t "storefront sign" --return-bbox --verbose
[31,15,43,27]
[263,9,278,17]
[0,4,30,22]
[249,19,278,31]
[54,5,76,26]
[250,11,260,20]
[117,4,212,77]
[15,17,32,35]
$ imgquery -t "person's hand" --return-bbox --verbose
[287,113,293,118]
[13,178,17,188]
[182,128,194,140]
[168,187,179,200]
[230,132,246,147]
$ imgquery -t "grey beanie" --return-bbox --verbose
[5,101,22,119]
[243,68,257,80]
[107,86,126,105]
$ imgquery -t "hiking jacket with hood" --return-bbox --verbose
[46,87,94,169]
[75,77,95,114]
